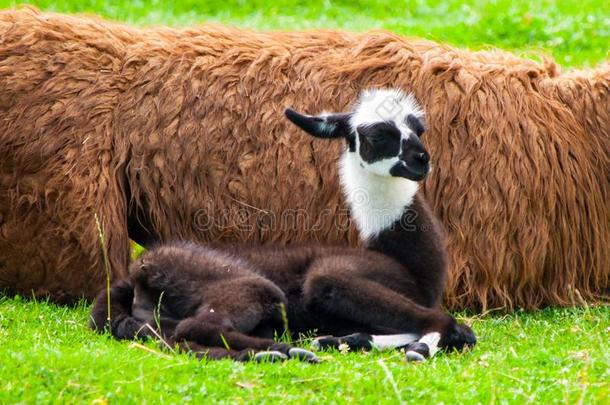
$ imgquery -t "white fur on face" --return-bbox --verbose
[350,88,423,130]
[340,152,418,240]
[339,88,423,239]
[363,156,403,177]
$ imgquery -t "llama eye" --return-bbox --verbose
[366,134,387,146]
[357,122,401,160]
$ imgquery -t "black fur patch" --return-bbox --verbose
[403,341,430,358]
[406,114,425,137]
[357,122,401,163]
[314,333,374,351]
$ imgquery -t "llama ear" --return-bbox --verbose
[284,108,351,139]
[406,114,426,137]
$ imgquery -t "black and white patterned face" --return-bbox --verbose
[284,89,429,182]
[349,89,429,181]
[353,118,427,181]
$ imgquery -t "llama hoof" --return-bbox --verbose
[253,350,288,363]
[405,350,426,362]
[404,342,430,362]
[288,347,319,363]
[442,323,477,352]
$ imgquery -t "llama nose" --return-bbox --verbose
[416,152,429,164]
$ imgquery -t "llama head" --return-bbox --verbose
[285,89,429,181]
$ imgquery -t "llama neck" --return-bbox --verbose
[339,151,447,307]
[339,152,419,241]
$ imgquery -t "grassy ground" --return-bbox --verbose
[0,1,609,403]
[0,0,608,66]
[0,297,608,403]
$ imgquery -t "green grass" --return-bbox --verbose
[1,0,608,66]
[0,296,608,403]
[1,1,609,403]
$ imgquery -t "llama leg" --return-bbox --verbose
[173,341,293,362]
[173,316,318,363]
[403,332,442,362]
[311,331,443,362]
[312,332,418,351]
[174,315,288,351]
[303,269,475,352]
[89,280,154,340]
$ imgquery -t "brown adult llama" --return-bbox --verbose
[0,8,608,310]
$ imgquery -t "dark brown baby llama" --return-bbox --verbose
[91,89,476,362]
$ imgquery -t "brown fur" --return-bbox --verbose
[1,7,608,310]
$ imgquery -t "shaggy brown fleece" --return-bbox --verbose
[0,7,608,310]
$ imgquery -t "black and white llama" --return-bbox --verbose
[91,89,476,362]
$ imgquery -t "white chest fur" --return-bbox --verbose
[339,152,419,240]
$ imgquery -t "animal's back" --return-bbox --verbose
[0,8,140,300]
[0,8,608,310]
[133,242,259,287]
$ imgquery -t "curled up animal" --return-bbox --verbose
[90,89,476,363]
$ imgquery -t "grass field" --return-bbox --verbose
[0,1,609,403]
[1,297,608,403]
